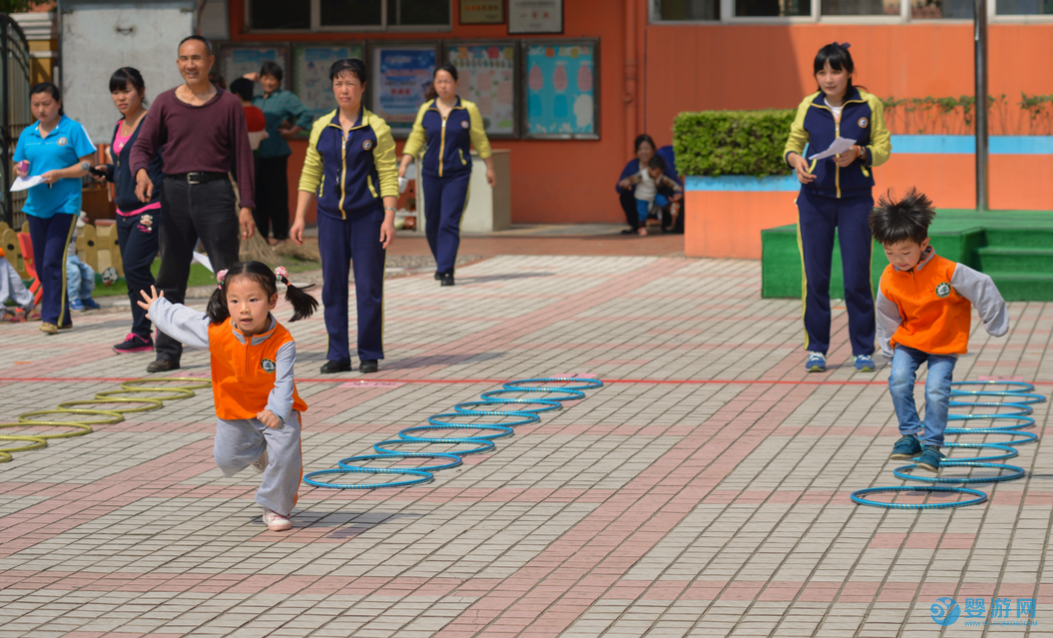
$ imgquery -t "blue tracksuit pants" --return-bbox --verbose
[27,213,76,327]
[797,189,875,356]
[318,207,386,364]
[422,171,471,275]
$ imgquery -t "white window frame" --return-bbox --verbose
[245,0,453,33]
[649,0,1053,23]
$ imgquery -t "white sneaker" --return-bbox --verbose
[263,508,292,531]
[252,447,268,473]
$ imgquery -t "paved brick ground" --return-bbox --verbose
[1,255,1050,637]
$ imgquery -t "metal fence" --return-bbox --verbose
[0,14,31,228]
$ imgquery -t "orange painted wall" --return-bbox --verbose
[643,23,1053,148]
[685,190,799,259]
[228,0,1053,224]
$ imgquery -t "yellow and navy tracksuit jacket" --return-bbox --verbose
[783,87,892,199]
[402,97,492,178]
[298,108,399,220]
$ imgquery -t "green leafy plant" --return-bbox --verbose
[673,110,795,178]
[0,0,50,12]
[1019,92,1053,135]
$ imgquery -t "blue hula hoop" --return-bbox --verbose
[303,377,604,489]
[852,381,1044,509]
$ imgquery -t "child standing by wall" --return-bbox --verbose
[870,190,1009,473]
[629,154,682,237]
[139,261,318,530]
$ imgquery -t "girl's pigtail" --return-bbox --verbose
[275,266,319,322]
[206,269,231,324]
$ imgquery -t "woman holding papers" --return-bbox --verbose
[13,82,96,335]
[783,42,891,374]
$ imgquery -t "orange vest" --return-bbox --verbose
[880,253,971,355]
[207,319,307,421]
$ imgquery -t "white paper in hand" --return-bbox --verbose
[808,137,857,161]
[10,176,43,191]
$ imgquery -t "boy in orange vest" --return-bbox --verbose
[870,189,1008,473]
[140,261,318,530]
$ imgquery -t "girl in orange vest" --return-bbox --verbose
[139,261,318,531]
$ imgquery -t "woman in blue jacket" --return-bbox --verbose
[93,67,165,354]
[783,42,891,373]
[398,64,494,287]
[13,82,96,335]
[290,59,397,375]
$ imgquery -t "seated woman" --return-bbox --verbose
[616,135,684,235]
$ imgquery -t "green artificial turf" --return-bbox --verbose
[762,209,1053,301]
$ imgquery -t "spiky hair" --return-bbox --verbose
[868,188,936,246]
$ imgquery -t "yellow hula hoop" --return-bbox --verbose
[0,377,211,463]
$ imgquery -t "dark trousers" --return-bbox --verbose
[253,155,290,240]
[619,190,639,230]
[27,213,76,326]
[797,189,876,356]
[116,210,160,339]
[318,207,386,364]
[422,171,471,275]
[155,177,240,364]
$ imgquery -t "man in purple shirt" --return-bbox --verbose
[130,35,256,373]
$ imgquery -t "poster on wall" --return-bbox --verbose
[293,43,364,123]
[460,0,504,23]
[523,41,598,139]
[370,44,438,137]
[446,42,518,137]
[218,44,289,96]
[508,0,563,34]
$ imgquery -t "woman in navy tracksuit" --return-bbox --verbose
[784,42,891,374]
[290,59,398,375]
[399,64,494,287]
[95,67,165,354]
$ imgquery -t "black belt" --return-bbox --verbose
[166,172,227,185]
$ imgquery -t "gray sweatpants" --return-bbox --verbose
[1,258,34,310]
[215,411,302,516]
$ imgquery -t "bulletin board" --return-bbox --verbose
[369,42,440,138]
[293,42,366,123]
[218,43,290,96]
[444,41,519,138]
[521,39,599,139]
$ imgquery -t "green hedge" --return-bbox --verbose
[673,109,795,177]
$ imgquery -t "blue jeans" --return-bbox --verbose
[635,194,670,223]
[888,345,957,447]
[66,254,95,301]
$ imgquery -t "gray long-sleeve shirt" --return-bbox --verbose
[148,297,298,424]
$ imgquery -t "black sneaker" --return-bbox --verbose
[434,272,442,280]
[359,359,379,374]
[113,333,154,354]
[440,272,455,286]
[320,360,352,374]
[146,358,179,373]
